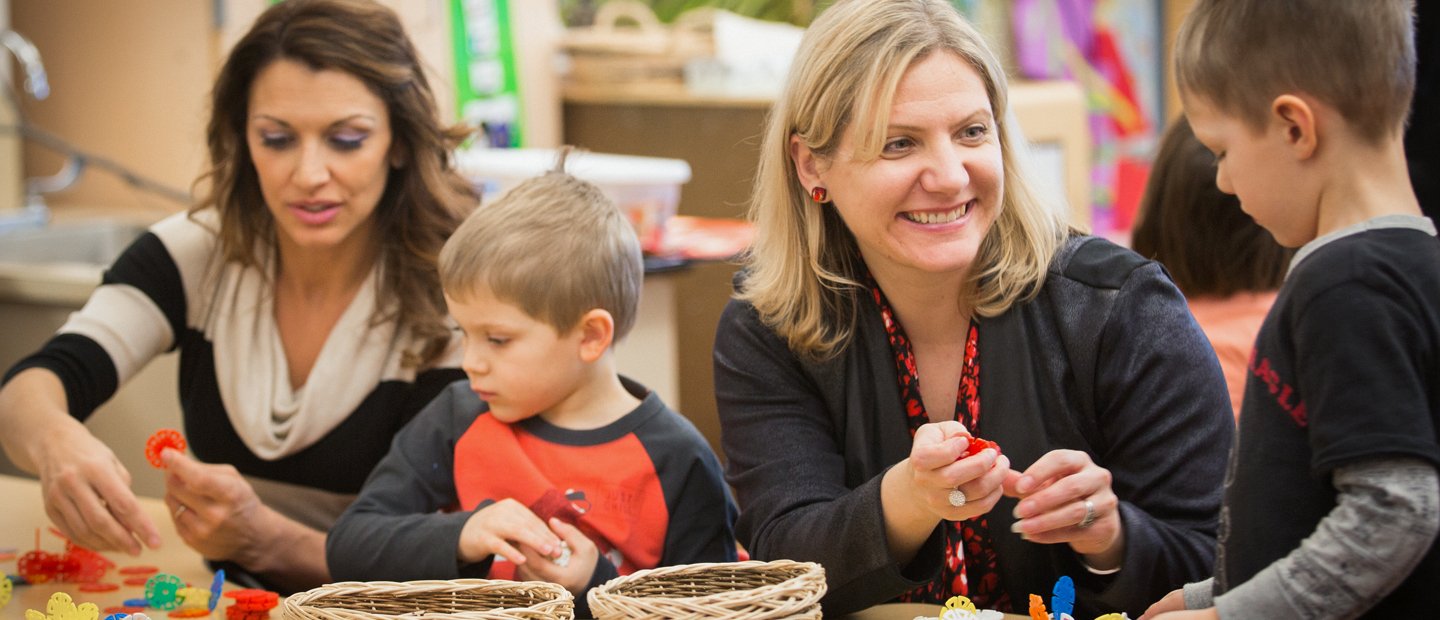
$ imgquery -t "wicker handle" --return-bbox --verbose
[592,0,664,35]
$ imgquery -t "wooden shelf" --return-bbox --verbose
[563,82,775,109]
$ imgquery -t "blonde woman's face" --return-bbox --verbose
[247,59,394,258]
[811,52,1002,283]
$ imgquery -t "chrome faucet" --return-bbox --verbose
[0,28,187,235]
[1,28,50,101]
[1,28,52,234]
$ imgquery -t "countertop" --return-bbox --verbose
[0,206,169,307]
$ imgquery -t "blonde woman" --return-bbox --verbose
[713,0,1231,616]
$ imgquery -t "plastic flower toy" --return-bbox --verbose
[25,592,99,620]
[911,596,1003,620]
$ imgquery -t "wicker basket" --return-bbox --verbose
[281,579,574,620]
[562,1,713,88]
[587,560,826,620]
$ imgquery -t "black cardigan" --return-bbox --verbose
[713,236,1233,617]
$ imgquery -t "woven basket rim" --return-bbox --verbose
[590,560,825,605]
[283,578,574,618]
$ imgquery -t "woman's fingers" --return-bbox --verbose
[95,464,161,551]
[1007,449,1123,557]
[1007,448,1089,496]
[42,455,156,554]
[910,422,970,470]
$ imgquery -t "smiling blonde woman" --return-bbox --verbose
[713,0,1233,616]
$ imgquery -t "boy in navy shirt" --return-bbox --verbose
[1145,1,1440,618]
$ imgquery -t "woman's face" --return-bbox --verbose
[805,52,1003,282]
[246,58,394,257]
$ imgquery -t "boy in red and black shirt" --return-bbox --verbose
[326,157,737,614]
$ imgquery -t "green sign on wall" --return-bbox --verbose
[451,0,524,147]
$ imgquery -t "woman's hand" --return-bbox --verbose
[515,518,599,594]
[908,421,1011,522]
[458,499,561,566]
[161,449,270,564]
[1003,449,1123,568]
[0,368,161,556]
[36,422,161,555]
[881,421,1011,563]
[1139,588,1187,619]
[162,449,328,590]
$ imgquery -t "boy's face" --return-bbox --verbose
[447,286,588,424]
[1185,95,1316,248]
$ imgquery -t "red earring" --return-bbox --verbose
[811,187,829,203]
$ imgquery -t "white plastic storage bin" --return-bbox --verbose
[456,148,692,255]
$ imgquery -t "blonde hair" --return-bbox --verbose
[438,151,643,340]
[1175,0,1416,143]
[740,0,1067,360]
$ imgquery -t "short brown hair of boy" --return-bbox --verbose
[438,155,643,341]
[1131,118,1292,297]
[1175,0,1417,144]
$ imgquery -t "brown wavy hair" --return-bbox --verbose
[191,0,477,368]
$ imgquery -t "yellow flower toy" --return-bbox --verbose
[25,592,99,620]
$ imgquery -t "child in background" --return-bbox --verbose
[1143,1,1440,618]
[325,153,737,615]
[1130,118,1291,420]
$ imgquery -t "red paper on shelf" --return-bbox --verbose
[657,216,755,261]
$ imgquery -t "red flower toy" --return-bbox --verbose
[145,429,187,468]
[958,435,1002,459]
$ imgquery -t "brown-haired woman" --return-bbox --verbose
[1131,117,1292,419]
[713,0,1232,616]
[0,0,476,592]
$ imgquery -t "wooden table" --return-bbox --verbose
[0,475,1029,620]
[0,474,217,619]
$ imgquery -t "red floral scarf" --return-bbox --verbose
[869,283,1012,611]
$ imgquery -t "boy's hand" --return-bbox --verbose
[1139,588,1186,619]
[515,518,599,594]
[459,499,560,565]
[1147,609,1218,620]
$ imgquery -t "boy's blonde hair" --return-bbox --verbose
[1175,0,1416,143]
[439,154,643,340]
[740,0,1067,360]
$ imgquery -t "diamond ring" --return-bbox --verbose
[948,489,967,508]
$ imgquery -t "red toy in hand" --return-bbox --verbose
[146,429,187,468]
[959,435,1002,459]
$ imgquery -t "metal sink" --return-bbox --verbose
[0,219,148,266]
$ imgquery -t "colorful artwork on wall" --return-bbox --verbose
[1011,0,1161,236]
